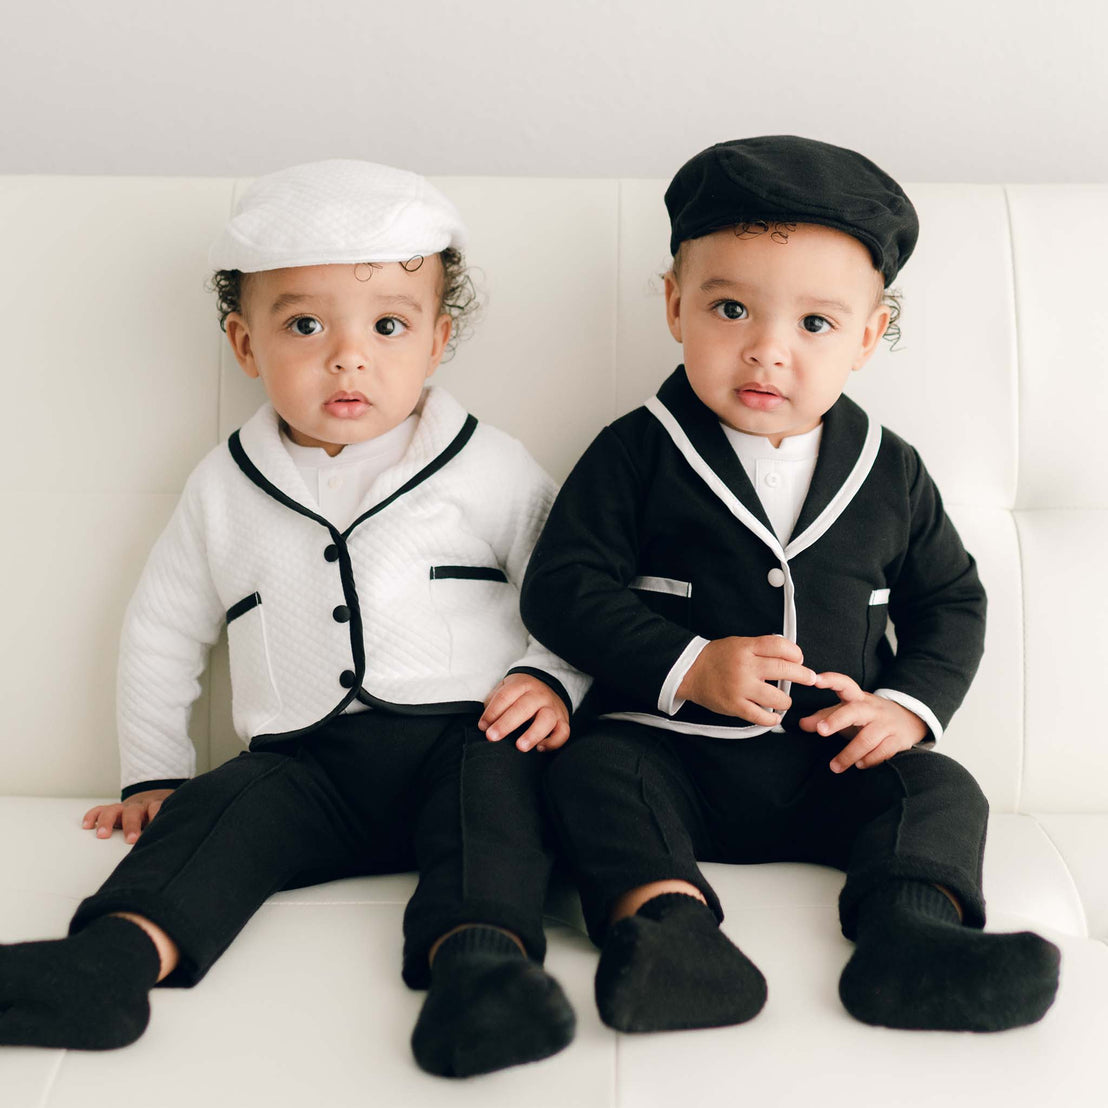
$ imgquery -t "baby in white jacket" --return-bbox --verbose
[0,160,585,1078]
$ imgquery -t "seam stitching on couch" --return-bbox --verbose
[612,180,623,421]
[1003,186,1029,814]
[1031,815,1090,938]
[36,1049,65,1108]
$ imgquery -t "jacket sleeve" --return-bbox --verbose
[480,437,591,712]
[116,472,224,796]
[521,426,700,709]
[876,448,987,739]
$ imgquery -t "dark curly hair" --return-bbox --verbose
[209,247,479,358]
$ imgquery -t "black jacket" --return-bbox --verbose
[521,367,985,739]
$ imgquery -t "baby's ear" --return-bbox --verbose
[853,302,893,371]
[427,313,452,376]
[225,313,259,378]
[663,270,684,343]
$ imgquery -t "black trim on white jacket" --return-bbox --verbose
[118,388,587,797]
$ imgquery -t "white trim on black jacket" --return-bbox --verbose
[521,367,985,741]
[118,387,588,795]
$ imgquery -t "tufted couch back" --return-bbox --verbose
[0,176,1104,822]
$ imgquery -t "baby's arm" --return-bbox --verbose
[95,467,225,838]
[474,431,591,737]
[799,671,927,772]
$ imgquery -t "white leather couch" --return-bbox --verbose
[1,175,1106,1107]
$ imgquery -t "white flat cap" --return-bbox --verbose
[209,159,467,272]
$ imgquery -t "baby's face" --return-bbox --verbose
[664,224,890,445]
[226,260,450,455]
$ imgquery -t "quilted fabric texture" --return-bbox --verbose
[208,159,468,272]
[116,388,587,790]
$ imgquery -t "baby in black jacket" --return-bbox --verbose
[522,135,1060,1034]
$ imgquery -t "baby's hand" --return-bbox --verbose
[676,635,817,725]
[82,788,175,845]
[479,673,571,753]
[798,671,927,773]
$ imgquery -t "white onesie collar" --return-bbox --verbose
[720,421,823,462]
[280,414,418,469]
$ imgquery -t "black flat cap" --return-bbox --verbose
[665,135,918,285]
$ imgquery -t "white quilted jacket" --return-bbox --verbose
[116,387,588,793]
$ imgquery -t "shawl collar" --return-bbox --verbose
[790,392,871,538]
[230,387,473,530]
[651,367,878,555]
[656,367,774,534]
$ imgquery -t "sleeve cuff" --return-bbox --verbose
[658,637,711,716]
[121,778,187,801]
[873,688,944,743]
[504,667,574,716]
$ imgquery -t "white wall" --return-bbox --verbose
[1,0,1106,182]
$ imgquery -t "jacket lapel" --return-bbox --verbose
[657,367,775,535]
[234,403,321,513]
[790,394,870,538]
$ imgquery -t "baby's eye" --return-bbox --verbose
[375,316,408,336]
[801,315,832,334]
[289,316,323,336]
[713,300,747,321]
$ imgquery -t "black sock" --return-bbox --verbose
[840,880,1061,1032]
[0,916,161,1049]
[595,892,767,1033]
[411,925,575,1077]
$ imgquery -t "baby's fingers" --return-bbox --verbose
[82,804,107,829]
[813,671,864,700]
[738,699,786,728]
[478,683,516,731]
[759,658,818,686]
[94,804,124,839]
[812,701,866,737]
[121,804,148,845]
[830,724,890,774]
[797,706,835,733]
[752,635,805,664]
[484,695,538,742]
[853,735,905,771]
[515,707,565,752]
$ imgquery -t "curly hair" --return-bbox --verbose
[209,247,479,358]
[670,223,904,348]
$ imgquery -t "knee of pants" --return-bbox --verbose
[896,747,989,822]
[542,732,621,815]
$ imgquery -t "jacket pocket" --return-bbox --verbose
[630,575,693,625]
[861,588,891,688]
[226,592,282,736]
[429,565,509,583]
[430,565,518,675]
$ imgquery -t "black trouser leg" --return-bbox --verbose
[543,721,723,945]
[402,721,555,987]
[70,746,366,985]
[835,747,989,936]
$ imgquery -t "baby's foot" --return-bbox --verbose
[595,892,767,1032]
[840,880,1060,1031]
[0,916,160,1049]
[411,925,575,1077]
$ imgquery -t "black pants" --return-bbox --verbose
[544,721,989,946]
[71,711,553,989]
